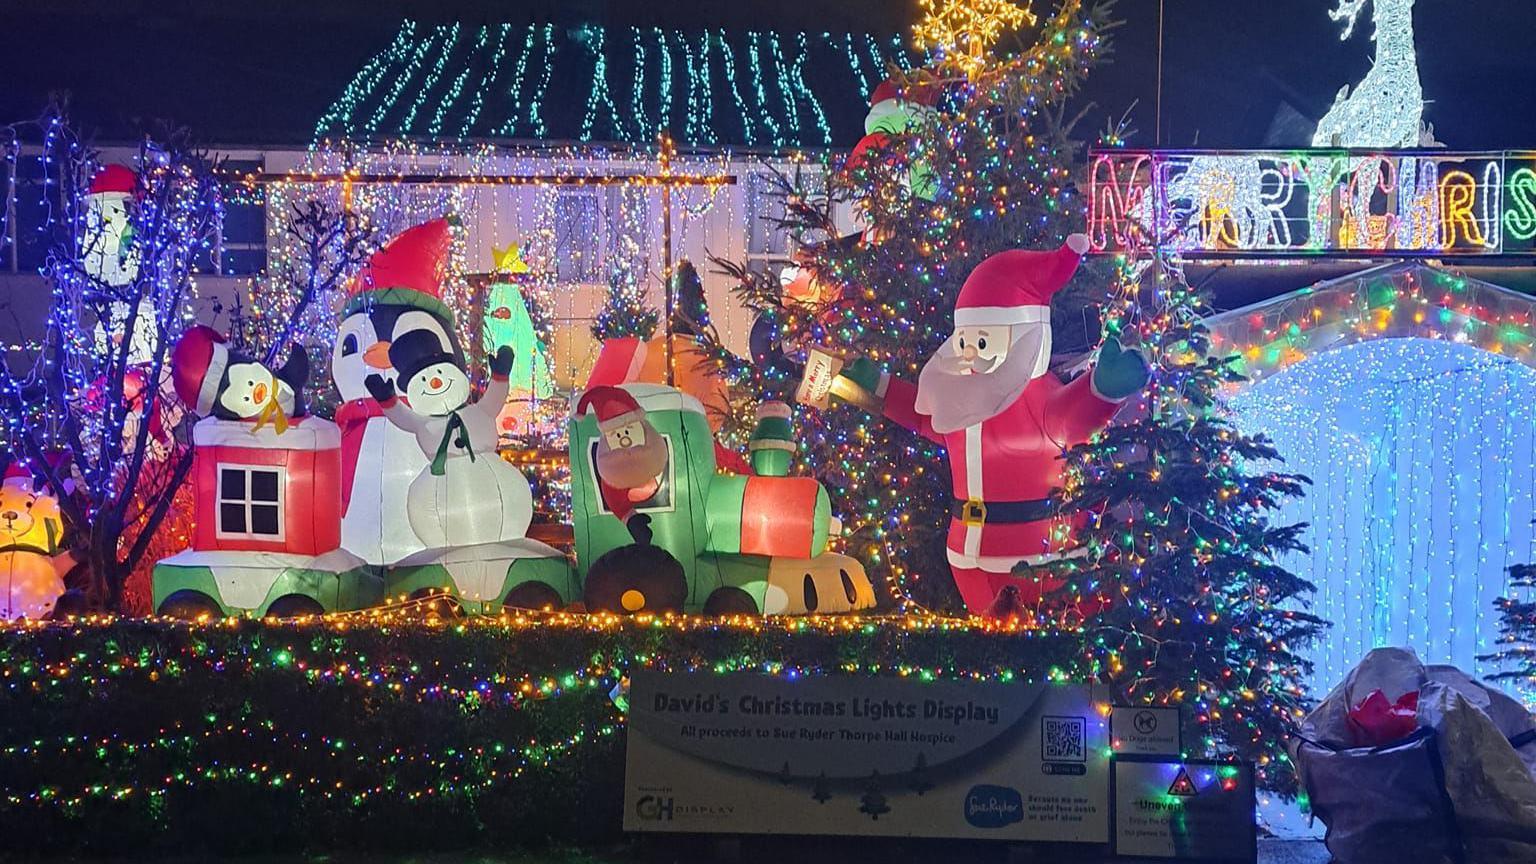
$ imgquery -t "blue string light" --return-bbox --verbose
[316,21,908,147]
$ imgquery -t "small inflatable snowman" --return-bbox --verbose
[365,336,533,548]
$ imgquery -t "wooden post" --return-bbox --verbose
[660,133,675,387]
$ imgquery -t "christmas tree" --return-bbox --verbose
[859,771,891,820]
[1045,254,1327,793]
[812,771,833,804]
[1480,563,1536,692]
[592,257,658,341]
[701,0,1117,610]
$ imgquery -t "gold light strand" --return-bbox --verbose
[913,0,1036,81]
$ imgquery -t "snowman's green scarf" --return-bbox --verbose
[430,410,475,476]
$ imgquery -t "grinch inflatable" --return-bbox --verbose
[806,236,1149,616]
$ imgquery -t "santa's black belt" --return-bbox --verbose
[951,497,1055,526]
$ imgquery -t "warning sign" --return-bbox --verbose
[1110,757,1256,862]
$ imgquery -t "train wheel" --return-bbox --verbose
[265,594,325,619]
[158,589,225,620]
[408,587,464,618]
[583,545,687,614]
[702,586,759,616]
[503,581,563,611]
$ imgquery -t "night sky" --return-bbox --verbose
[5,0,1536,150]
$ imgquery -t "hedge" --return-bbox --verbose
[0,613,1088,855]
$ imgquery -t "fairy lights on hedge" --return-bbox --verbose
[0,611,1094,845]
[315,21,912,147]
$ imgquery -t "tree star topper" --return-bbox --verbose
[914,0,1037,80]
[492,242,531,275]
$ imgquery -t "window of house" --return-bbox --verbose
[604,186,651,285]
[216,464,284,540]
[554,188,602,283]
[744,166,825,278]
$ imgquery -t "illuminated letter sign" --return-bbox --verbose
[1086,150,1536,257]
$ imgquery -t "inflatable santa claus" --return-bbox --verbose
[811,235,1149,616]
[576,386,670,542]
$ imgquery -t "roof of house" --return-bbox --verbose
[313,20,914,149]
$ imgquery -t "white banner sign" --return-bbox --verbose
[624,671,1111,841]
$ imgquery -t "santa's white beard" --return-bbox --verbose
[914,324,1050,434]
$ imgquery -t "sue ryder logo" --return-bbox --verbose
[964,784,1024,828]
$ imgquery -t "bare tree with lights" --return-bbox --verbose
[0,105,225,610]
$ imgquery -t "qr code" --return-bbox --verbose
[1042,715,1086,762]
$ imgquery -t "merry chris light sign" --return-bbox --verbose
[1087,149,1536,257]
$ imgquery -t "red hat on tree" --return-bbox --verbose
[343,218,454,320]
[576,386,646,434]
[171,325,230,415]
[90,164,139,198]
[953,234,1089,327]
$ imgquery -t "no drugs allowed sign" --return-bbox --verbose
[624,671,1114,841]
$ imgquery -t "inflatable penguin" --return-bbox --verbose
[333,219,462,566]
[171,325,309,429]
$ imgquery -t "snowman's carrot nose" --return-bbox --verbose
[252,382,268,404]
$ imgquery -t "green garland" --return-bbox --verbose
[0,615,1088,854]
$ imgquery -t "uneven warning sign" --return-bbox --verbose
[1110,757,1256,862]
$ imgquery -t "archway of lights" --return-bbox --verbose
[1209,262,1536,700]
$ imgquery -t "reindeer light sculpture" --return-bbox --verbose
[1311,0,1425,148]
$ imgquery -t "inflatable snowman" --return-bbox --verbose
[332,220,460,566]
[364,339,533,547]
[82,164,140,288]
[364,338,573,613]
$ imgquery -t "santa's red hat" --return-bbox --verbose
[586,338,649,388]
[3,462,32,488]
[343,219,453,320]
[576,386,646,433]
[953,235,1089,328]
[90,165,138,198]
[868,77,941,109]
[171,325,230,415]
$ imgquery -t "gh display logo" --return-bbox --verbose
[636,795,674,821]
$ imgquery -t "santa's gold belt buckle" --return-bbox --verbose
[962,499,987,526]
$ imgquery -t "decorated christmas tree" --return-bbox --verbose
[1045,254,1327,792]
[1480,563,1536,693]
[701,0,1118,610]
[592,257,658,341]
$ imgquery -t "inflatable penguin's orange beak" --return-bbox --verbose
[363,340,392,369]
